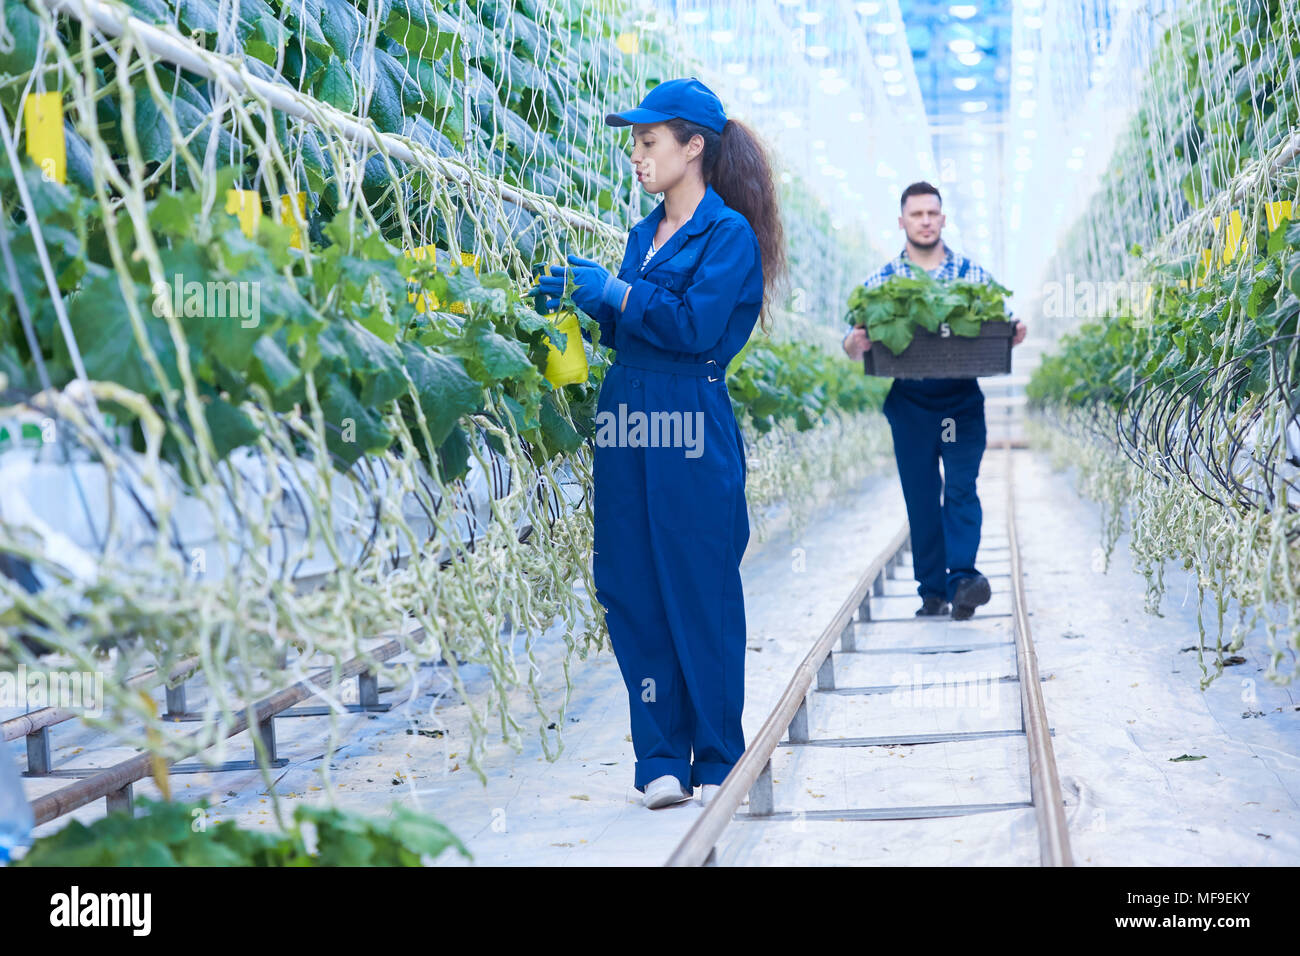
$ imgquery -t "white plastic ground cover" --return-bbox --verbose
[0,425,584,590]
[16,447,1297,864]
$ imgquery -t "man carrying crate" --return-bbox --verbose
[842,182,1027,620]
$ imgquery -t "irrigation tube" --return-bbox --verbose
[36,0,625,240]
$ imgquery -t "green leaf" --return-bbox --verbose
[132,80,239,167]
[320,373,392,465]
[538,392,582,455]
[204,395,262,458]
[401,343,482,446]
[317,56,358,113]
[0,0,43,76]
[176,0,220,34]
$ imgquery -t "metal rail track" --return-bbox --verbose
[665,438,1072,866]
[17,623,423,826]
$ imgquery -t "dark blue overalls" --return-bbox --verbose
[581,183,764,794]
[881,259,987,604]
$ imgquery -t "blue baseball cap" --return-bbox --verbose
[604,77,728,134]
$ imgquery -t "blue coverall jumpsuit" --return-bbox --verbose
[580,183,764,794]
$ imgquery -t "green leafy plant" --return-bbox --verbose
[14,797,471,866]
[727,336,890,433]
[845,271,1013,356]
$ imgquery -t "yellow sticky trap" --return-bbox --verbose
[23,92,66,185]
[543,309,589,387]
[449,252,479,315]
[1265,200,1293,233]
[616,31,639,55]
[225,189,262,238]
[1191,248,1212,289]
[1212,210,1244,264]
[404,243,439,314]
[280,192,307,250]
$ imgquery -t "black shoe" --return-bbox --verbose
[950,574,992,621]
[916,595,951,616]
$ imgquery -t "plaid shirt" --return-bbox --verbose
[843,242,1009,349]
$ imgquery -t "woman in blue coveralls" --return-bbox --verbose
[531,77,786,810]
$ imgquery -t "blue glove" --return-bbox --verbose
[559,254,630,318]
[528,271,566,314]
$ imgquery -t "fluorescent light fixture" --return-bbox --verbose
[752,90,773,103]
[886,83,907,95]
[957,52,982,66]
[883,69,904,82]
[954,77,977,90]
[875,22,898,34]
[960,100,988,112]
[948,38,976,54]
[856,1,882,13]
[725,62,747,75]
[969,151,984,161]
[682,11,707,25]
[798,11,823,24]
[1066,157,1082,169]
[950,4,978,17]
[1071,146,1085,156]
[821,67,840,78]
[1014,156,1032,171]
[1017,63,1034,76]
[876,53,898,68]
[710,29,734,43]
[1025,15,1042,28]
[740,76,759,90]
[807,44,830,57]
[1016,50,1037,62]
[1015,79,1033,92]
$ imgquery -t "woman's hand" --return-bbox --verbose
[528,270,565,314]
[530,255,630,319]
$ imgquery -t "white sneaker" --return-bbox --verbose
[642,774,692,809]
[700,784,721,807]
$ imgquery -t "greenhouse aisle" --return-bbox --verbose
[173,444,1299,867]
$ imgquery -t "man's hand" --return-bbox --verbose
[1011,319,1027,347]
[843,326,871,360]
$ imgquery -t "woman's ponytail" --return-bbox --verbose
[667,116,787,333]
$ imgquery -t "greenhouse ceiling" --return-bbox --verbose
[647,0,1021,275]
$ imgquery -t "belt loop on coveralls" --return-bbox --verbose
[612,354,724,382]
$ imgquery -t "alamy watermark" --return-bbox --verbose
[595,404,705,458]
[888,664,1002,717]
[151,274,261,328]
[1041,276,1156,321]
[0,665,104,717]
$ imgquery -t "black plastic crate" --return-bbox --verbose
[862,320,1015,379]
